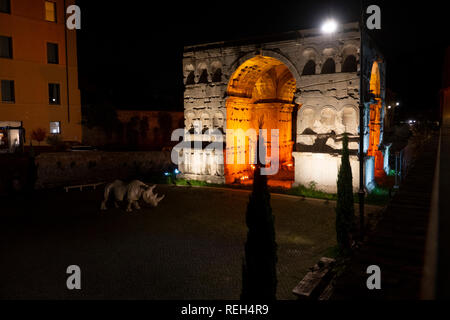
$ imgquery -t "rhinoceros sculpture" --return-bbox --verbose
[100,180,165,212]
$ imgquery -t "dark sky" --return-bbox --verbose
[76,0,449,119]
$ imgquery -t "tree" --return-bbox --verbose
[241,135,278,300]
[31,128,46,145]
[335,133,355,253]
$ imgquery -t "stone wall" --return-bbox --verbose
[82,110,184,149]
[293,152,360,193]
[180,22,386,192]
[35,151,172,189]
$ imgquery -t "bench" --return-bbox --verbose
[292,257,336,300]
[64,182,105,192]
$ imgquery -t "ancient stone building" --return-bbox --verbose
[177,22,387,192]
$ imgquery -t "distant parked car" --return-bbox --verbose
[70,145,98,152]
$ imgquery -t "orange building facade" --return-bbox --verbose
[0,0,81,146]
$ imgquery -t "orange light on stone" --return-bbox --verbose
[225,56,296,183]
[368,62,385,179]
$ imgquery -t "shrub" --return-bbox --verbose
[241,137,277,300]
[335,133,355,253]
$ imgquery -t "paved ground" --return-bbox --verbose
[0,184,380,300]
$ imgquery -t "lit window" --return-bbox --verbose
[45,1,56,22]
[0,0,11,14]
[50,121,61,134]
[1,80,15,102]
[0,35,12,58]
[48,83,60,105]
[47,43,58,64]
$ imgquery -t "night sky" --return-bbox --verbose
[76,0,449,120]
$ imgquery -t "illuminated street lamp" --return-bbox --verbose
[321,19,338,34]
[396,102,400,106]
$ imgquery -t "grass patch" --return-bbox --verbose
[173,178,210,187]
[357,186,390,206]
[152,173,390,206]
[286,182,337,201]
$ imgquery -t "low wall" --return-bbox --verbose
[293,152,360,193]
[35,151,172,189]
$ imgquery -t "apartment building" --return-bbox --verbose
[0,0,81,151]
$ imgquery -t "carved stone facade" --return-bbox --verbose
[179,22,387,192]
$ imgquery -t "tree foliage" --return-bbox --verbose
[335,133,355,252]
[241,136,278,300]
[31,128,46,145]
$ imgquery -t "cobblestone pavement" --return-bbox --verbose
[0,185,381,299]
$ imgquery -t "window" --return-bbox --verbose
[302,60,316,75]
[185,71,195,85]
[50,121,61,134]
[321,58,336,74]
[0,35,12,58]
[48,83,60,104]
[47,43,59,64]
[1,80,15,102]
[198,69,208,83]
[342,55,357,72]
[45,1,56,22]
[0,0,11,14]
[212,68,222,82]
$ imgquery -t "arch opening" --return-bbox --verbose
[302,60,316,75]
[368,61,384,178]
[225,55,296,185]
[321,58,336,74]
[342,55,357,72]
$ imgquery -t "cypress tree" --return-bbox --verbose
[241,135,277,300]
[335,133,355,253]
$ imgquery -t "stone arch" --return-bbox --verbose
[298,106,315,133]
[342,55,357,72]
[197,62,209,84]
[184,64,195,85]
[322,47,338,58]
[200,111,211,132]
[341,105,358,134]
[368,61,384,178]
[185,110,196,131]
[228,49,301,88]
[302,60,316,75]
[213,111,225,130]
[321,58,336,74]
[320,107,336,126]
[369,61,381,98]
[302,47,319,60]
[341,45,358,73]
[211,61,222,82]
[225,54,297,183]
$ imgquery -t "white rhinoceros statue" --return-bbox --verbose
[100,180,165,212]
